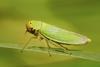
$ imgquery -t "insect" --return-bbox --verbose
[22,20,91,56]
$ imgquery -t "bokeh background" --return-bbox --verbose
[0,0,100,67]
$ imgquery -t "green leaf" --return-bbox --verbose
[0,43,100,62]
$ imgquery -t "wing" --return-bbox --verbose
[40,22,90,45]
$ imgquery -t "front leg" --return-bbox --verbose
[21,36,37,53]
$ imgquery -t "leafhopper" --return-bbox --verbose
[22,20,91,55]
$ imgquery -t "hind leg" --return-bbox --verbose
[47,40,72,55]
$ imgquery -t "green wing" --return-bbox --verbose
[40,22,90,45]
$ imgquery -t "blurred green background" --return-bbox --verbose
[0,0,100,67]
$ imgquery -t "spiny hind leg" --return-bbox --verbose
[47,40,70,50]
[55,43,81,55]
[48,41,72,55]
[56,43,72,55]
[44,38,64,56]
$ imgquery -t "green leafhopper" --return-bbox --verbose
[22,20,91,55]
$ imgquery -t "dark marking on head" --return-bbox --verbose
[28,29,39,36]
[30,29,35,34]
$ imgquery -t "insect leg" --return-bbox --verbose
[48,40,72,55]
[56,43,72,55]
[44,38,52,56]
[47,39,69,50]
[21,36,37,53]
[38,33,52,56]
[47,40,59,47]
[57,43,69,50]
